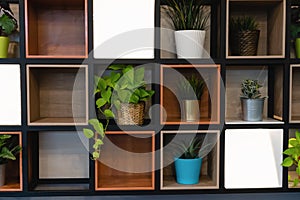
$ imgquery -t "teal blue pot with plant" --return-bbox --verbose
[175,157,203,184]
[173,136,211,185]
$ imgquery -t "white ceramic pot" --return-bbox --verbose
[174,30,206,58]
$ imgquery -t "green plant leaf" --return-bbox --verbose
[118,90,132,103]
[88,119,104,137]
[98,78,107,91]
[96,98,106,108]
[0,14,16,35]
[296,166,300,175]
[92,151,100,160]
[109,65,126,70]
[101,87,112,103]
[293,178,299,187]
[289,138,298,147]
[104,109,115,118]
[83,128,94,139]
[135,67,145,84]
[283,147,296,156]
[113,99,121,110]
[282,157,294,167]
[129,93,139,104]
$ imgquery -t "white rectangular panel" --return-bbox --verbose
[93,0,155,58]
[0,64,21,125]
[225,129,283,189]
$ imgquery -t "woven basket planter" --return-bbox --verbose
[117,102,145,125]
[230,30,260,56]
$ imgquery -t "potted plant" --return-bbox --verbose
[291,6,300,58]
[95,65,154,125]
[0,3,17,58]
[282,130,300,187]
[240,79,265,121]
[177,75,205,122]
[163,0,210,58]
[0,134,21,186]
[229,16,260,56]
[173,136,211,184]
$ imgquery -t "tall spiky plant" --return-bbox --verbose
[163,0,210,30]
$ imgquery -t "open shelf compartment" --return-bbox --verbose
[0,132,22,192]
[27,131,89,191]
[27,65,88,126]
[160,4,211,59]
[160,130,219,190]
[95,131,155,191]
[289,65,300,123]
[161,64,220,124]
[225,65,283,124]
[25,0,88,58]
[226,0,285,58]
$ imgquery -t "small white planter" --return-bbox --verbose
[174,30,206,58]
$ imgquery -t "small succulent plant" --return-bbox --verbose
[240,79,263,99]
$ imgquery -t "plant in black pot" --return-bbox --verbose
[177,75,205,122]
[0,2,17,58]
[163,0,210,58]
[0,134,21,186]
[174,136,211,184]
[240,79,265,121]
[229,16,260,56]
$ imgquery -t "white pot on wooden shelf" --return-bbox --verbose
[174,30,206,58]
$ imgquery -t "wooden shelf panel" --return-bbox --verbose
[27,65,88,125]
[34,183,89,191]
[95,131,155,190]
[290,65,300,123]
[25,0,88,58]
[226,65,283,123]
[0,132,22,192]
[161,65,220,124]
[226,0,285,58]
[161,130,219,190]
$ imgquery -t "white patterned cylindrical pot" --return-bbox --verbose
[174,30,206,58]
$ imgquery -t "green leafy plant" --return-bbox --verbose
[230,16,258,32]
[175,136,211,159]
[282,131,300,187]
[0,134,21,165]
[177,75,205,100]
[83,119,106,160]
[291,6,300,42]
[0,13,17,36]
[240,79,263,99]
[163,0,210,30]
[84,65,155,160]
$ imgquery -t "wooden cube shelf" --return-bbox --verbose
[8,4,20,58]
[226,65,283,124]
[289,65,300,123]
[161,65,220,124]
[28,131,89,191]
[226,0,286,58]
[95,131,155,191]
[27,65,88,126]
[160,130,219,190]
[25,0,88,58]
[160,5,211,58]
[0,132,22,192]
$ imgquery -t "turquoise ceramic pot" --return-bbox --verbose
[174,157,202,184]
